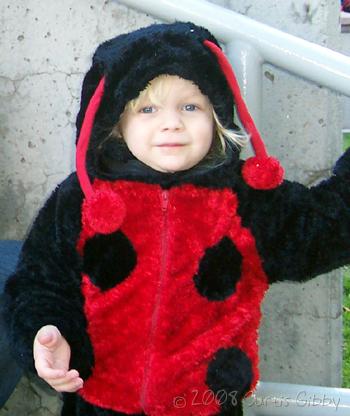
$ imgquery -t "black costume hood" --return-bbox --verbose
[76,22,235,142]
[75,21,284,200]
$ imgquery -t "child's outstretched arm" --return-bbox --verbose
[240,148,350,283]
[3,174,94,382]
[33,325,83,392]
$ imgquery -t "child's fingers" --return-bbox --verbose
[52,382,83,393]
[45,369,80,383]
[38,368,83,392]
[34,355,65,378]
[36,325,61,349]
[50,374,82,387]
[35,359,78,380]
[65,369,80,378]
[35,363,66,380]
[36,331,53,346]
[49,376,84,393]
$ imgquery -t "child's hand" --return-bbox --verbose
[33,325,83,392]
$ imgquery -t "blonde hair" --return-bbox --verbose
[112,75,248,163]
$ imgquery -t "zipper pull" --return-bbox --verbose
[161,190,169,211]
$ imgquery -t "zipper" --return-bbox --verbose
[140,189,170,411]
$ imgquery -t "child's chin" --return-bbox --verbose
[152,163,194,173]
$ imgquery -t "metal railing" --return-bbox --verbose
[117,0,350,414]
[118,0,350,128]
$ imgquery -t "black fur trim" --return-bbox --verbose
[3,174,94,379]
[83,231,137,291]
[235,150,350,283]
[194,237,242,301]
[89,139,241,187]
[206,347,253,413]
[78,22,233,134]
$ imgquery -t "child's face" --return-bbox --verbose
[119,76,214,173]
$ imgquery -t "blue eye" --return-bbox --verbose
[183,104,197,111]
[140,106,155,113]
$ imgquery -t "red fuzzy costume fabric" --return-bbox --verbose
[77,180,269,415]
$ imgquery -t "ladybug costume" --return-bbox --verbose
[4,22,350,416]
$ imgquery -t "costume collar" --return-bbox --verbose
[89,144,242,190]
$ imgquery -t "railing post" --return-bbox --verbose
[226,40,263,146]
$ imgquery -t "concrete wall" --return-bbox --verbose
[0,0,158,239]
[0,0,344,412]
[341,19,350,130]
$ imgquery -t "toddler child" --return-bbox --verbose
[4,21,350,416]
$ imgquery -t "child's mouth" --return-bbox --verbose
[157,143,185,147]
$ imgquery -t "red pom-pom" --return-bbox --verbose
[83,189,126,234]
[242,156,284,190]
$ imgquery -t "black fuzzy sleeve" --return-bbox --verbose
[239,148,350,283]
[3,173,94,378]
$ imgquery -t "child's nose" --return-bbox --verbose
[160,109,183,131]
